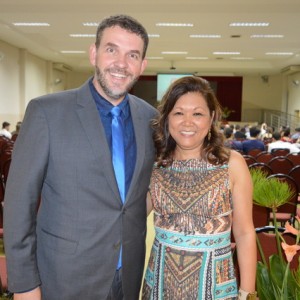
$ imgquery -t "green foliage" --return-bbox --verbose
[221,106,235,120]
[250,169,300,299]
[250,169,294,209]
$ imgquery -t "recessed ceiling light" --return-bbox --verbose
[186,57,209,60]
[83,22,99,26]
[60,51,86,54]
[265,52,293,55]
[251,35,284,38]
[69,34,95,38]
[13,22,50,26]
[213,52,240,55]
[148,34,160,38]
[161,51,188,54]
[156,23,193,27]
[190,34,221,38]
[229,22,269,27]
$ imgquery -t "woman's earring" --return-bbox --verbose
[207,129,211,141]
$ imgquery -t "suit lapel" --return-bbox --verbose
[126,97,146,202]
[75,81,122,203]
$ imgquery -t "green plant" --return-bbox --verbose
[250,169,300,299]
[221,106,235,120]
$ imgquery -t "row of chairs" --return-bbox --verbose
[244,154,298,176]
[246,148,300,165]
[249,162,300,230]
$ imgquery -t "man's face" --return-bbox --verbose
[89,26,147,104]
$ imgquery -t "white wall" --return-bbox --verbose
[0,41,21,126]
[1,40,300,128]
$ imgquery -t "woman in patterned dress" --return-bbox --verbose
[142,76,256,300]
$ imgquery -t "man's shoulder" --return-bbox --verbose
[128,94,157,114]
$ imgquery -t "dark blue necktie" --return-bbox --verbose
[111,106,125,203]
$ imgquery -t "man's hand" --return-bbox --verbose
[13,286,41,300]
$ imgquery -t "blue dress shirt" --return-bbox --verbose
[89,79,137,198]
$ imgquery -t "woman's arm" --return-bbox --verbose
[146,191,153,216]
[229,150,257,293]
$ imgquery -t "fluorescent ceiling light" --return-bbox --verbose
[186,57,208,60]
[251,35,284,38]
[190,34,221,38]
[146,57,164,60]
[265,52,293,55]
[148,34,160,38]
[161,51,188,54]
[69,34,95,38]
[230,57,254,60]
[13,22,50,26]
[60,51,86,54]
[156,23,193,27]
[83,22,98,26]
[213,52,240,55]
[230,22,269,27]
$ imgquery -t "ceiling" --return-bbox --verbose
[1,0,300,76]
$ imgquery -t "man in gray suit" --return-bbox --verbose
[4,14,157,300]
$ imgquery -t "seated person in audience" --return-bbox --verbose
[234,128,246,141]
[0,121,12,139]
[223,127,243,151]
[242,126,265,154]
[259,122,267,138]
[291,127,300,142]
[261,126,273,145]
[267,131,300,153]
[281,127,293,143]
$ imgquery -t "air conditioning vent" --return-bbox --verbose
[281,65,300,75]
[53,63,73,72]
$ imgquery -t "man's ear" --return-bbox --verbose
[89,44,97,66]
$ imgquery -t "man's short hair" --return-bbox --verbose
[2,121,10,128]
[272,132,281,140]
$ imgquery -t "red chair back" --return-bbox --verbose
[243,155,257,166]
[268,156,294,175]
[271,148,290,157]
[256,151,274,164]
[286,152,300,166]
[249,162,273,177]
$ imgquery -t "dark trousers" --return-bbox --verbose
[106,269,123,300]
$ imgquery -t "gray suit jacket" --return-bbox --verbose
[4,79,157,300]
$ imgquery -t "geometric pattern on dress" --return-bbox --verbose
[142,159,238,300]
[164,247,203,284]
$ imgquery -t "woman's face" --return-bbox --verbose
[168,91,213,159]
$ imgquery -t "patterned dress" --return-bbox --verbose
[142,159,238,300]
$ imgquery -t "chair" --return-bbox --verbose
[267,156,294,175]
[288,165,300,201]
[248,148,263,157]
[256,151,274,164]
[1,158,11,186]
[286,152,300,166]
[271,148,290,157]
[267,173,298,226]
[249,162,273,177]
[252,203,269,228]
[256,226,299,270]
[243,155,257,166]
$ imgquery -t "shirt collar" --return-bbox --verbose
[89,78,129,117]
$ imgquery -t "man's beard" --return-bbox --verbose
[95,66,139,100]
